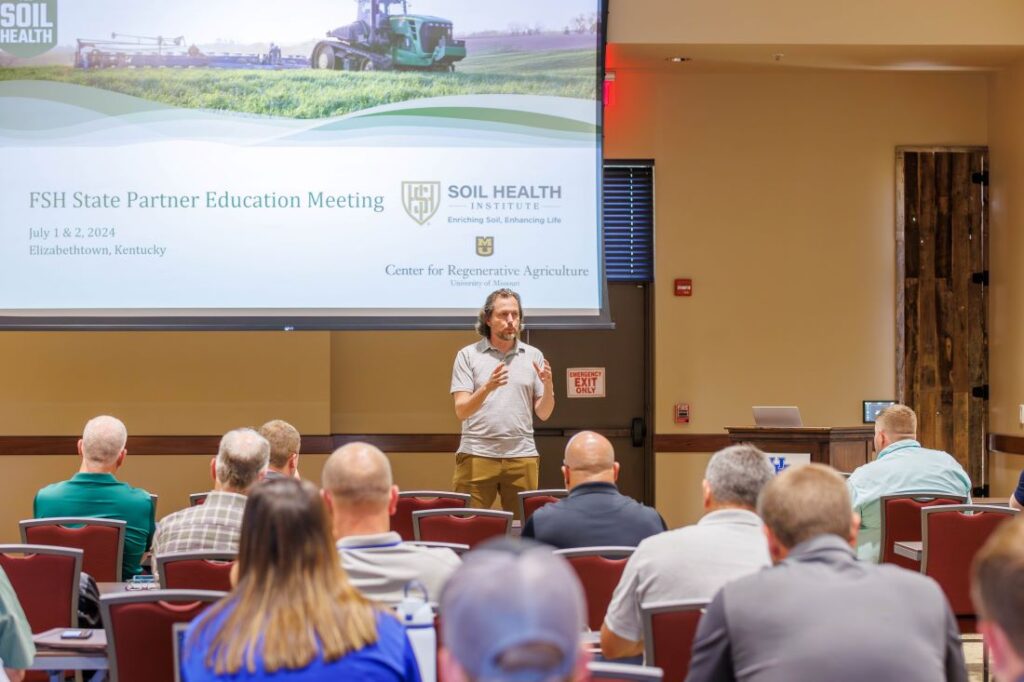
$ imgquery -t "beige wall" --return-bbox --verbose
[604,69,989,525]
[986,58,1024,497]
[989,59,1024,435]
[610,0,1024,46]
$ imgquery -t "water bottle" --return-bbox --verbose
[396,581,436,682]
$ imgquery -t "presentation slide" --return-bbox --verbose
[0,0,605,328]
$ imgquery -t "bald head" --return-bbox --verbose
[81,416,128,464]
[322,442,394,509]
[562,431,617,488]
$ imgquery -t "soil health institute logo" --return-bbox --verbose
[402,181,440,225]
[0,1,57,57]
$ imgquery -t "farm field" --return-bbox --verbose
[0,46,596,119]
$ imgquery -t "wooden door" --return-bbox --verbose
[524,282,652,503]
[897,148,988,487]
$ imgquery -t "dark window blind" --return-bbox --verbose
[603,161,654,282]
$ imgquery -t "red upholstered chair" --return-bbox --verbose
[20,517,126,582]
[0,545,81,632]
[588,661,664,681]
[412,509,512,548]
[189,493,208,507]
[395,492,471,541]
[156,551,237,591]
[921,504,1018,633]
[878,493,967,570]
[554,547,634,631]
[641,599,708,682]
[101,589,224,682]
[518,489,569,521]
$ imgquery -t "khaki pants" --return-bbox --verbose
[452,453,539,518]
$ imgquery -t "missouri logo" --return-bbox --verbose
[476,236,494,257]
[401,181,440,225]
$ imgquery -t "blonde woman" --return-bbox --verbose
[182,478,421,681]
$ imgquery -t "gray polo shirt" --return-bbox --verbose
[603,508,770,642]
[450,338,545,458]
[336,532,462,605]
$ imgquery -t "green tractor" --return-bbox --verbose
[311,0,466,71]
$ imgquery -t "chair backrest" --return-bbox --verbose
[150,494,159,516]
[518,489,569,521]
[405,541,471,556]
[412,508,512,548]
[879,493,968,568]
[554,547,634,631]
[395,492,471,541]
[21,517,126,582]
[641,599,708,682]
[0,544,82,633]
[188,493,208,507]
[921,504,1018,633]
[102,589,225,682]
[588,661,664,681]
[156,551,237,591]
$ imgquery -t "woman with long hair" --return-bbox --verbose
[182,478,421,681]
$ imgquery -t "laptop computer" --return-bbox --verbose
[752,406,803,428]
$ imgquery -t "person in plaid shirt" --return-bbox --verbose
[153,428,270,565]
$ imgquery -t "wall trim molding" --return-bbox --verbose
[989,433,1024,456]
[653,434,732,452]
[0,433,732,455]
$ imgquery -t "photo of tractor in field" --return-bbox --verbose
[311,0,466,71]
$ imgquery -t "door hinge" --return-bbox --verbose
[972,270,989,286]
[971,170,989,186]
[972,385,989,400]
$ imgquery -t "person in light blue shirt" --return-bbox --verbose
[847,405,971,562]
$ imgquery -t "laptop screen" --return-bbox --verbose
[752,406,802,428]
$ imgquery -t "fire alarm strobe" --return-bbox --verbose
[674,279,692,296]
[674,403,690,424]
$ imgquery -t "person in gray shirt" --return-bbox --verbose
[450,288,554,515]
[686,463,967,682]
[601,444,774,660]
[322,442,461,605]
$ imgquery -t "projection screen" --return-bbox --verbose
[0,0,609,329]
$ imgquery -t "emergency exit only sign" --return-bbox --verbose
[566,367,606,398]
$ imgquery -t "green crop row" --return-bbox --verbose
[0,50,596,119]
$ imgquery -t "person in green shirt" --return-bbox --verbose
[0,565,35,682]
[33,415,155,579]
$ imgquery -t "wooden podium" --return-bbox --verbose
[725,426,875,473]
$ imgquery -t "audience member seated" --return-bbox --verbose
[439,538,588,682]
[686,464,967,682]
[258,419,301,481]
[1010,469,1023,511]
[971,516,1024,682]
[847,404,971,562]
[322,442,461,605]
[0,565,35,682]
[600,444,775,660]
[34,415,154,579]
[521,431,665,549]
[182,478,421,681]
[152,428,269,567]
